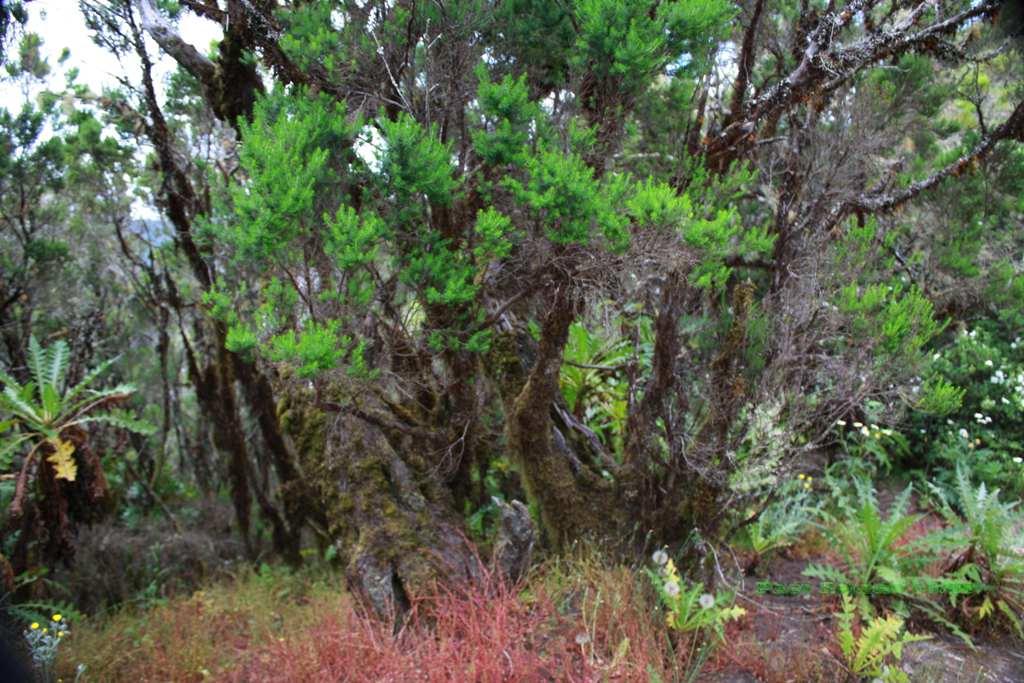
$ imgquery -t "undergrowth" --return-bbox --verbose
[56,556,705,682]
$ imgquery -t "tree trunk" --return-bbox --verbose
[504,287,620,549]
[281,389,481,617]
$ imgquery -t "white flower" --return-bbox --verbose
[575,632,591,646]
[853,421,863,428]
[699,593,715,609]
[652,550,669,566]
[836,419,847,426]
[664,581,681,598]
[985,360,994,367]
[959,428,969,440]
[1013,457,1023,464]
[860,426,871,437]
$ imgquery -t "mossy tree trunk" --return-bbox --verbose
[284,391,482,617]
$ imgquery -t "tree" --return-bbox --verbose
[70,0,1024,615]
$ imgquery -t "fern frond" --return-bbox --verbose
[0,366,23,392]
[0,432,32,470]
[27,337,47,395]
[64,356,117,405]
[1,385,41,424]
[996,599,1024,639]
[44,339,70,391]
[73,409,156,436]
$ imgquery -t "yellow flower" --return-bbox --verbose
[52,614,62,622]
[58,631,65,638]
[30,622,39,630]
[42,628,48,634]
[797,473,805,480]
[46,439,77,482]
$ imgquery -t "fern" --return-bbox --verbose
[835,591,929,683]
[809,481,923,591]
[927,463,1024,638]
[0,338,154,498]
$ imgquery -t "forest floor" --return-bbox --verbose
[37,483,1023,683]
[50,537,1024,682]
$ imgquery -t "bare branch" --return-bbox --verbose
[827,98,1024,227]
[135,0,216,88]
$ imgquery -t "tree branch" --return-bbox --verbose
[135,0,217,89]
[827,97,1024,228]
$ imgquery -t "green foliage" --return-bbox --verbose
[278,1,343,73]
[559,318,651,457]
[379,113,458,207]
[914,376,965,416]
[0,338,154,475]
[734,478,817,560]
[323,205,383,270]
[229,88,355,265]
[805,480,923,609]
[648,554,745,639]
[471,70,539,167]
[834,591,929,683]
[267,321,349,380]
[833,421,910,474]
[927,464,1024,637]
[906,324,1024,496]
[506,147,630,251]
[836,283,944,361]
[571,0,732,101]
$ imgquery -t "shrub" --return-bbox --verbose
[906,324,1024,497]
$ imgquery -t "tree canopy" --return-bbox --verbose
[2,0,1024,620]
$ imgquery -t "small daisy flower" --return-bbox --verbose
[1012,457,1022,464]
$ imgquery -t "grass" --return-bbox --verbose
[56,555,700,682]
[56,563,341,681]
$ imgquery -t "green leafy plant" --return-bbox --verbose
[833,421,910,474]
[805,481,924,613]
[927,463,1024,638]
[0,338,154,478]
[834,590,929,683]
[648,552,745,638]
[734,477,817,572]
[906,324,1024,496]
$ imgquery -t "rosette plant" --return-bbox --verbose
[1,337,153,569]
